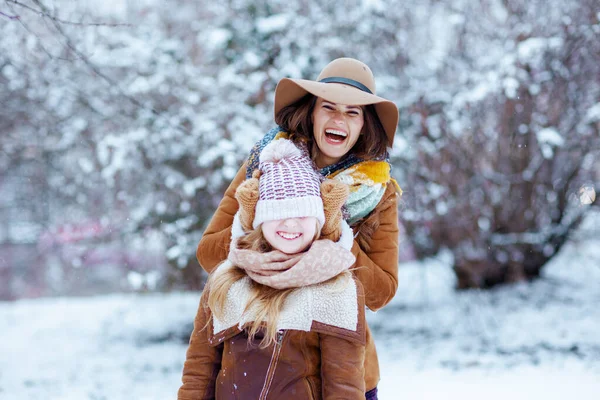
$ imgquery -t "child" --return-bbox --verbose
[178,139,367,399]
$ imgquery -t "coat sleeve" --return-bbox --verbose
[196,163,247,273]
[351,185,400,311]
[320,334,366,399]
[178,292,223,400]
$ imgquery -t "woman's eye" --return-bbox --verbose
[323,105,334,110]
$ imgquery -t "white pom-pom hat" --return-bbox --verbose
[253,139,325,229]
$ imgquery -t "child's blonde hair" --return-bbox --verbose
[207,220,322,348]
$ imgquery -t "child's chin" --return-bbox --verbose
[277,247,300,255]
[274,242,310,255]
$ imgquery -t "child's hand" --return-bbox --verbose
[320,179,349,242]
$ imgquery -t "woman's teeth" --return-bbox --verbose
[278,232,301,240]
[325,129,347,140]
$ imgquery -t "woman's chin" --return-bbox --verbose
[315,146,347,166]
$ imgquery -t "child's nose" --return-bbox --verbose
[282,218,298,227]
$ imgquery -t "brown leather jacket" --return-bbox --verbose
[195,163,400,391]
[178,280,367,400]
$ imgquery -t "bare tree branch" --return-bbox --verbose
[0,9,19,19]
[4,1,58,58]
[5,0,130,27]
[47,16,161,117]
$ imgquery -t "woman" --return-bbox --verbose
[196,57,400,399]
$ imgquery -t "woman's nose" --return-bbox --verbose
[332,111,345,124]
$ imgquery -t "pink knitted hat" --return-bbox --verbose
[253,139,325,229]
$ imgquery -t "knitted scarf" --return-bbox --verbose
[228,239,355,289]
[247,127,399,225]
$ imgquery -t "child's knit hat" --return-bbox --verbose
[252,139,325,229]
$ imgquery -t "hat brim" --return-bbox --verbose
[274,78,399,147]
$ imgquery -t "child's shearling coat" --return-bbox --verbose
[179,213,367,399]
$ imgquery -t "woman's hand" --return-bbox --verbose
[234,170,261,232]
[319,179,349,242]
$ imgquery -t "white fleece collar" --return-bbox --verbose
[212,260,359,335]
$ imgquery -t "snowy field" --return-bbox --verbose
[1,235,599,399]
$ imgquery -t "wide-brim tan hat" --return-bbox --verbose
[274,57,399,146]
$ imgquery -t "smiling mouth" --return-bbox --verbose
[324,129,347,143]
[277,232,302,240]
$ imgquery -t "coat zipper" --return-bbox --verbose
[258,330,285,400]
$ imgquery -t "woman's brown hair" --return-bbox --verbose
[275,94,389,161]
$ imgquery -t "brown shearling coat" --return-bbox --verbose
[178,280,367,400]
[194,162,400,391]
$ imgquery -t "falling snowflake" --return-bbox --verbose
[579,186,596,205]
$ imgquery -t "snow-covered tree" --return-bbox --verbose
[397,0,600,287]
[1,0,597,296]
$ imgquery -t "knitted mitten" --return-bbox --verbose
[319,179,349,242]
[234,170,262,232]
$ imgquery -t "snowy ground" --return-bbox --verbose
[1,234,599,399]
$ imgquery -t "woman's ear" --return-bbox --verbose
[234,176,260,232]
[319,179,349,242]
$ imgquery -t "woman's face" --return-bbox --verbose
[311,97,364,168]
[262,217,318,254]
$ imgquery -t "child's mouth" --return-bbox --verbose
[277,232,302,240]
